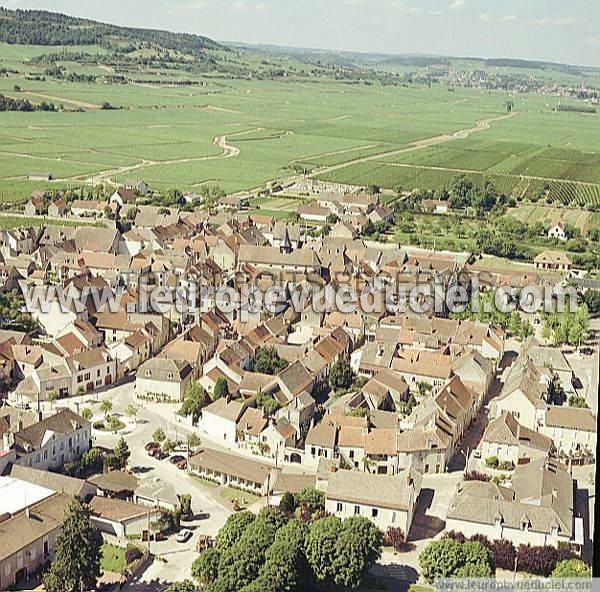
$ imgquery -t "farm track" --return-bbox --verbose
[308,112,516,178]
[10,92,101,110]
[72,129,256,186]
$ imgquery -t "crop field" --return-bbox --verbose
[1,41,600,212]
[507,204,600,233]
[314,92,600,206]
[0,214,98,229]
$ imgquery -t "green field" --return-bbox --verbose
[316,95,600,206]
[1,38,600,215]
[0,214,100,229]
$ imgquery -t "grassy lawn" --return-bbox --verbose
[220,486,260,508]
[192,475,219,489]
[100,543,126,574]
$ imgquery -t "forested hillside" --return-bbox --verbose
[0,8,223,54]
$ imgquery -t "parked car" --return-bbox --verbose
[145,442,159,452]
[169,455,186,465]
[176,459,188,471]
[176,529,193,543]
[151,449,166,460]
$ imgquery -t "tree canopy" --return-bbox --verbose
[253,346,289,375]
[179,381,210,423]
[329,356,355,392]
[42,497,103,592]
[193,506,381,592]
[419,539,494,583]
[213,376,230,400]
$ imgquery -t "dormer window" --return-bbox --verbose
[167,373,173,380]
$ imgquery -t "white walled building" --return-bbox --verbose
[324,467,422,534]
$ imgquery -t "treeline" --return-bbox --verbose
[555,104,596,114]
[0,8,223,55]
[483,57,582,75]
[0,93,56,112]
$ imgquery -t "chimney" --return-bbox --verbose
[552,487,558,499]
[406,473,413,487]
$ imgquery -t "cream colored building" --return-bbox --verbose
[324,468,422,534]
[540,406,597,458]
[446,458,580,549]
[0,493,71,591]
[13,409,91,472]
[136,358,193,402]
[480,411,553,465]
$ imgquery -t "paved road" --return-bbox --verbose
[565,317,599,413]
[61,381,231,589]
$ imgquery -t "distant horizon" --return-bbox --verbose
[1,0,599,69]
[225,40,597,70]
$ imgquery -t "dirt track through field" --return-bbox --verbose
[73,129,257,187]
[308,112,517,178]
[18,92,100,110]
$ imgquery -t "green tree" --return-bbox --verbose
[294,487,325,513]
[332,516,383,588]
[113,437,130,469]
[256,391,281,416]
[279,491,296,514]
[456,562,494,577]
[419,539,465,583]
[42,497,102,592]
[213,376,230,400]
[107,415,123,433]
[245,518,308,592]
[80,408,93,421]
[179,381,209,423]
[0,290,39,334]
[362,218,376,237]
[551,559,591,578]
[416,381,430,397]
[187,432,202,453]
[305,515,343,582]
[47,391,58,408]
[213,508,286,591]
[162,438,175,455]
[568,395,588,409]
[253,346,288,375]
[214,511,256,550]
[329,356,355,392]
[192,547,221,587]
[99,399,112,417]
[449,174,473,209]
[461,541,494,576]
[165,581,197,592]
[153,426,166,442]
[126,404,138,423]
[583,290,600,315]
